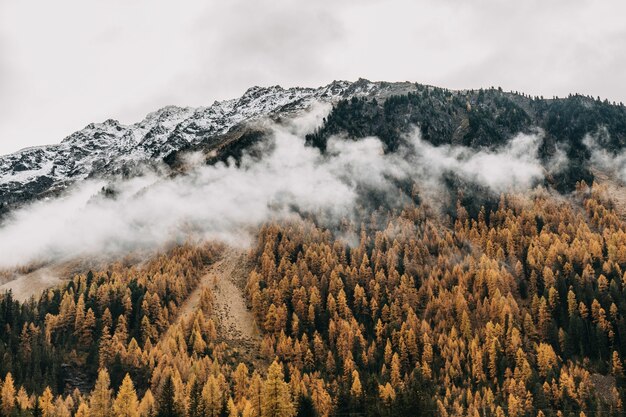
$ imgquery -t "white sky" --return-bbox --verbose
[1,0,625,155]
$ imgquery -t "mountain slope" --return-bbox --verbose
[3,80,626,215]
[2,81,626,417]
[0,80,414,212]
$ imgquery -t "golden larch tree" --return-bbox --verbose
[113,374,139,417]
[0,373,16,416]
[89,369,113,417]
[262,361,295,417]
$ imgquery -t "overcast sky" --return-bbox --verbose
[1,0,625,155]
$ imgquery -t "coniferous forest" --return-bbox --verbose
[2,89,626,417]
[2,181,626,416]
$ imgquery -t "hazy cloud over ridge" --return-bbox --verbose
[584,132,626,182]
[0,107,553,268]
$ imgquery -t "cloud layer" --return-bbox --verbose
[0,110,552,268]
[585,133,626,182]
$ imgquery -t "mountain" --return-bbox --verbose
[3,80,626,417]
[0,80,414,212]
[3,79,626,215]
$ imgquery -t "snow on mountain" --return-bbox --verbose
[0,79,410,210]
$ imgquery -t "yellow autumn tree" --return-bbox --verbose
[612,351,624,377]
[262,361,295,417]
[89,369,113,417]
[39,387,55,417]
[113,374,139,417]
[138,389,156,417]
[378,383,396,406]
[350,370,363,398]
[202,375,222,417]
[536,343,558,378]
[15,386,30,411]
[75,403,90,417]
[1,372,16,416]
[53,397,71,417]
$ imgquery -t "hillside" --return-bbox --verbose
[2,79,626,215]
[1,81,626,417]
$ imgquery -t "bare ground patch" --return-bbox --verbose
[173,247,264,367]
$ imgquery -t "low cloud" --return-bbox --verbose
[584,132,626,182]
[0,109,553,268]
[405,130,546,192]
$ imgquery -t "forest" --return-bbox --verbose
[306,86,626,193]
[2,89,626,417]
[0,177,626,417]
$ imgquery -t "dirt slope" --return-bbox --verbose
[0,259,94,302]
[173,247,263,367]
[207,249,259,342]
[0,266,64,302]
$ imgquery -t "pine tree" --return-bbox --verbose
[262,361,295,417]
[156,376,183,417]
[113,374,139,417]
[32,397,42,417]
[89,369,113,417]
[295,396,316,417]
[1,372,16,416]
[188,379,203,417]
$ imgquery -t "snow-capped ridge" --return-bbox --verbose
[0,79,392,208]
